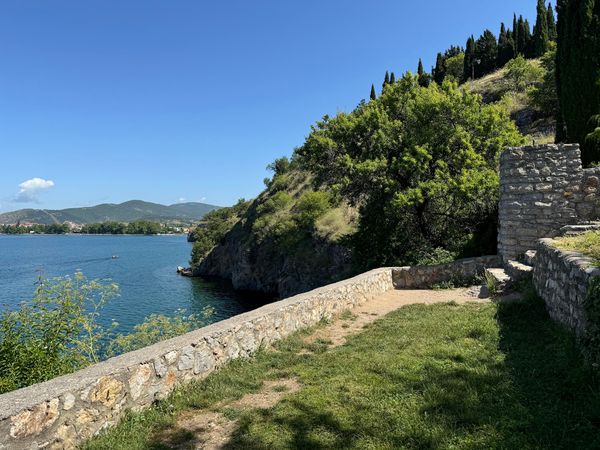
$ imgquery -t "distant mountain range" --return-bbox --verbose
[0,200,220,225]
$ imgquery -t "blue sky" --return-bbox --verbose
[0,0,537,211]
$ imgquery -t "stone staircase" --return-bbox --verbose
[484,255,535,295]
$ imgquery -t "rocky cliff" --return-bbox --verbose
[192,171,355,298]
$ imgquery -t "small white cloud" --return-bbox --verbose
[177,197,186,203]
[198,197,206,202]
[14,177,55,203]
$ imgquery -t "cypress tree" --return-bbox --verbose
[417,59,424,77]
[556,0,600,164]
[370,84,377,101]
[433,52,446,84]
[547,2,557,40]
[464,35,476,81]
[533,0,549,57]
[497,23,515,67]
[512,13,519,52]
[389,72,396,84]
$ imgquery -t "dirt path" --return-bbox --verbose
[156,286,489,449]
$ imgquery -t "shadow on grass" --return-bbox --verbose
[217,300,600,449]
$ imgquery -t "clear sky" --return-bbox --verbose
[0,0,538,211]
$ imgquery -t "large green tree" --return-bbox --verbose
[533,0,550,56]
[547,2,558,40]
[556,0,600,164]
[298,76,524,269]
[497,23,515,67]
[474,30,498,77]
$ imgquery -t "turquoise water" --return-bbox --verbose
[0,234,268,334]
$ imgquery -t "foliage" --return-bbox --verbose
[528,43,558,114]
[504,55,544,92]
[497,22,516,68]
[294,191,331,228]
[533,0,550,57]
[85,299,600,450]
[298,75,524,270]
[474,29,499,77]
[0,273,118,394]
[0,273,216,394]
[107,308,214,356]
[80,220,168,235]
[556,0,600,165]
[0,223,69,234]
[190,199,251,266]
[444,53,465,82]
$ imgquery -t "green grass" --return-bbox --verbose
[554,231,600,266]
[84,296,600,450]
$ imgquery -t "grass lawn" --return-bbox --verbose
[554,231,600,265]
[84,291,600,449]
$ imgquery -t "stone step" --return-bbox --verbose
[556,222,600,237]
[505,259,533,283]
[524,250,537,266]
[484,268,512,294]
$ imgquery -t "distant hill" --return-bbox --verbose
[0,200,220,225]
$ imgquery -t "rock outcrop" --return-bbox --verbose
[193,199,353,298]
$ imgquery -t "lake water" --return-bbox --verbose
[0,234,268,334]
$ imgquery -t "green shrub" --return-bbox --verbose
[0,273,118,393]
[294,191,331,228]
[504,55,544,92]
[107,307,214,356]
[0,273,216,394]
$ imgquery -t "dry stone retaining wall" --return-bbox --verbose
[533,238,600,336]
[498,144,600,263]
[392,255,500,288]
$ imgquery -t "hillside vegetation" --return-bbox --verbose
[0,200,219,225]
[191,76,524,296]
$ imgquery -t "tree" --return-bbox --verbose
[556,0,600,165]
[417,59,424,77]
[547,2,557,40]
[382,71,390,90]
[513,13,519,52]
[498,23,515,67]
[433,52,446,84]
[299,76,524,269]
[474,30,498,77]
[533,0,550,56]
[370,84,377,101]
[529,43,559,115]
[464,35,476,81]
[445,53,465,81]
[517,15,532,56]
[389,72,396,84]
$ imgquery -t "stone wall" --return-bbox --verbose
[0,268,394,450]
[533,238,600,336]
[0,254,498,450]
[391,255,500,289]
[498,144,600,262]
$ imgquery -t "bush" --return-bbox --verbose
[583,277,600,369]
[0,273,215,394]
[107,307,214,356]
[504,55,544,92]
[0,273,118,393]
[294,191,331,228]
